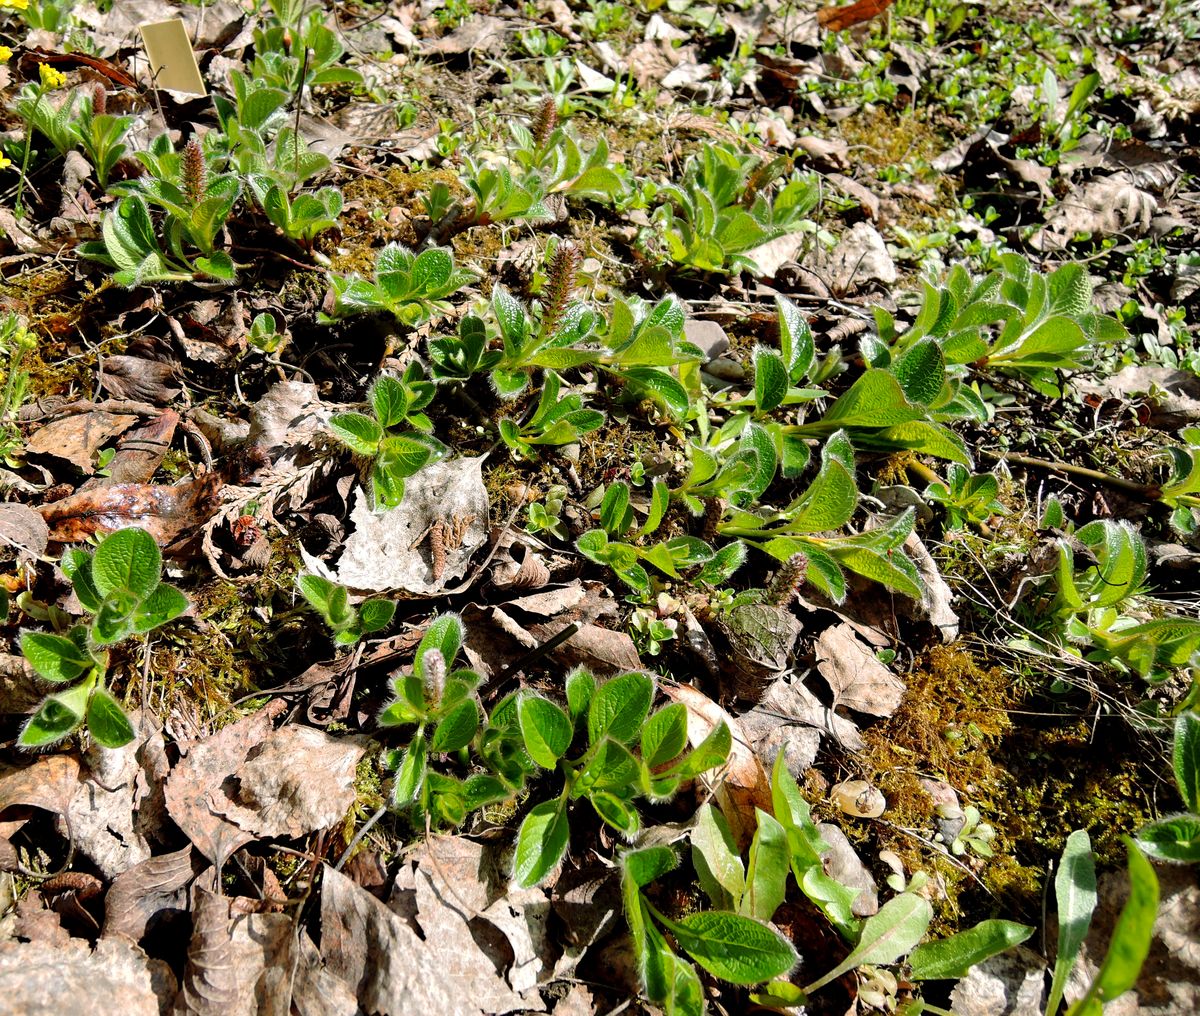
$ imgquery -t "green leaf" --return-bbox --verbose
[20,632,91,683]
[908,920,1034,980]
[194,252,235,282]
[623,844,679,889]
[1067,840,1159,1016]
[297,573,335,613]
[591,791,641,836]
[673,719,731,778]
[576,737,640,794]
[669,910,798,985]
[1134,815,1200,864]
[641,703,689,768]
[130,582,186,634]
[414,614,464,678]
[358,598,397,634]
[371,376,410,429]
[19,682,91,747]
[517,693,574,768]
[804,893,932,992]
[691,803,745,911]
[777,295,814,380]
[1173,712,1200,813]
[742,808,789,922]
[565,667,596,720]
[588,671,654,746]
[640,480,671,538]
[753,348,788,412]
[330,412,382,455]
[892,338,946,406]
[1048,829,1098,1016]
[92,527,162,601]
[513,798,569,887]
[821,370,925,428]
[392,735,427,806]
[431,699,480,752]
[86,687,136,748]
[600,481,633,536]
[61,550,101,612]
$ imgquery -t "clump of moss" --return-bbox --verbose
[852,643,1041,927]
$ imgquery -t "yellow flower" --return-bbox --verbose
[38,63,67,89]
[0,0,28,9]
[0,47,12,62]
[0,154,11,170]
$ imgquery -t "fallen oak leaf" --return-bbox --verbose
[163,700,285,866]
[815,623,905,718]
[38,473,221,549]
[817,0,895,32]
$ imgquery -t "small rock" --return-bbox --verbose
[703,357,746,382]
[949,944,1047,1016]
[684,319,730,360]
[817,823,878,917]
[831,780,886,819]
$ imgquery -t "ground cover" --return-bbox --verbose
[0,0,1197,1012]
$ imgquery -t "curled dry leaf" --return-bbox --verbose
[38,473,222,548]
[398,835,556,994]
[99,354,180,404]
[830,779,887,819]
[815,623,905,718]
[176,888,238,1016]
[103,845,208,941]
[1033,174,1158,250]
[0,754,81,870]
[661,681,771,849]
[818,822,879,917]
[163,701,285,866]
[80,410,178,489]
[211,725,367,839]
[709,602,802,703]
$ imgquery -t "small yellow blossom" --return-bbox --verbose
[0,154,11,170]
[38,63,67,89]
[0,0,28,10]
[0,47,12,62]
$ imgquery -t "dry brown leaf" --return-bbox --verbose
[163,701,284,865]
[0,503,49,561]
[80,410,178,489]
[745,671,867,753]
[400,836,556,994]
[0,936,174,1014]
[211,725,366,839]
[709,602,802,703]
[99,354,180,404]
[319,864,537,1016]
[24,410,138,474]
[176,888,238,1015]
[661,682,770,849]
[1034,174,1157,249]
[39,473,221,548]
[103,845,207,941]
[815,623,905,717]
[0,754,81,867]
[817,0,895,32]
